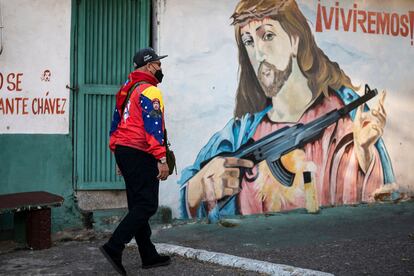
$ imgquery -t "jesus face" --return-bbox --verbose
[240,18,298,98]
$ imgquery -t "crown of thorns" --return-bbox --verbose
[230,0,292,25]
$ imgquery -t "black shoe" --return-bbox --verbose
[142,255,171,269]
[99,244,127,275]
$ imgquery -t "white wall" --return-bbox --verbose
[0,0,71,134]
[156,0,414,217]
[155,0,240,216]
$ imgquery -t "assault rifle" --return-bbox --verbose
[186,85,377,212]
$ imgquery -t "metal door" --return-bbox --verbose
[73,0,150,189]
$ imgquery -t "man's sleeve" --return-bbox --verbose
[140,86,166,160]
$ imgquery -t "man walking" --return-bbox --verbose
[100,47,171,275]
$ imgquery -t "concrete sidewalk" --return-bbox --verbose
[0,201,413,275]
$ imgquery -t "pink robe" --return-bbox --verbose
[238,94,384,215]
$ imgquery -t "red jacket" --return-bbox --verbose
[109,70,166,160]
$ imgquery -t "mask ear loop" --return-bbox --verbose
[152,63,160,73]
[147,63,155,74]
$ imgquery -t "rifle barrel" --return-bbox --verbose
[233,85,378,164]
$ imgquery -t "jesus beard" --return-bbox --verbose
[257,57,293,98]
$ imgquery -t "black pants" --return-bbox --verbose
[106,145,159,262]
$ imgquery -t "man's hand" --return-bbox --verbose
[157,162,169,181]
[187,157,254,210]
[116,164,122,176]
[353,91,387,173]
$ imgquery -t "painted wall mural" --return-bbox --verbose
[175,0,412,221]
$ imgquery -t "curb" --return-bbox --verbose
[153,243,333,276]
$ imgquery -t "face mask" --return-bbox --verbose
[154,69,164,83]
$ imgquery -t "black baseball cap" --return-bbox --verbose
[133,47,168,68]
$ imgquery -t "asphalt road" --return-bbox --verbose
[154,201,414,276]
[0,239,265,276]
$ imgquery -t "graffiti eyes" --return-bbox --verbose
[241,34,254,47]
[262,32,275,41]
[243,39,254,47]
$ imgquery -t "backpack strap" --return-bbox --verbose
[121,81,149,114]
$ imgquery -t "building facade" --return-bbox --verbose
[1,0,413,235]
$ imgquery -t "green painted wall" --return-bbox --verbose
[0,135,83,232]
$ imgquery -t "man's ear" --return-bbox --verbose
[291,35,299,57]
